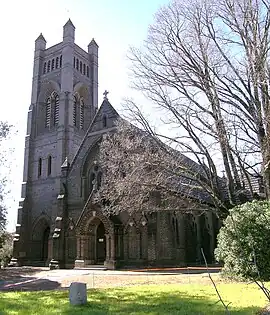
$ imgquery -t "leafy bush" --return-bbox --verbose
[0,231,13,268]
[215,201,270,281]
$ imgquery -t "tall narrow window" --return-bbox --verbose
[56,57,59,68]
[38,158,42,177]
[102,115,107,128]
[73,95,78,126]
[51,59,55,70]
[45,97,51,128]
[79,61,82,73]
[76,59,79,70]
[86,66,89,77]
[60,55,62,67]
[73,57,75,68]
[80,98,84,129]
[47,156,52,176]
[47,60,51,72]
[83,64,86,75]
[43,62,47,74]
[53,93,59,126]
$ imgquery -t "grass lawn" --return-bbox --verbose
[0,283,268,315]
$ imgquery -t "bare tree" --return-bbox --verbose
[124,0,270,199]
[96,119,228,217]
[96,0,270,218]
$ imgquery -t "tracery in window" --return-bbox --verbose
[56,57,59,69]
[43,62,47,74]
[51,59,55,70]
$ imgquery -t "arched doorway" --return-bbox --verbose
[42,227,50,261]
[96,222,106,263]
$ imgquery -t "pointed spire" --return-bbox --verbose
[35,33,46,42]
[88,38,99,48]
[35,33,46,50]
[64,18,75,29]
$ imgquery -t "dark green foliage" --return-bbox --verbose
[215,201,270,281]
[0,121,13,234]
[0,231,13,267]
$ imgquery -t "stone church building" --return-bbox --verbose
[11,20,219,269]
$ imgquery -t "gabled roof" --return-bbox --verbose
[69,98,119,171]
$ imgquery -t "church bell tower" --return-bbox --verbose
[11,20,99,266]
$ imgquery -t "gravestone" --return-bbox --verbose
[69,282,87,305]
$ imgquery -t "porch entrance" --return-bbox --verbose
[96,222,106,263]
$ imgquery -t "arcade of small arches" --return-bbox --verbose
[43,55,62,74]
[73,57,90,78]
[31,207,217,268]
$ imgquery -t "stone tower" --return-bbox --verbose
[11,20,99,266]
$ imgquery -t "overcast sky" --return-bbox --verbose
[0,0,169,231]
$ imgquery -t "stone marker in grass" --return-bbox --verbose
[69,282,87,305]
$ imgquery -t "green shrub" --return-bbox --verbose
[215,200,270,281]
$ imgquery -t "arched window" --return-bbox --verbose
[73,57,75,68]
[60,55,62,67]
[83,64,86,75]
[52,92,59,126]
[43,62,47,74]
[51,59,55,70]
[56,57,59,69]
[45,97,51,128]
[38,158,42,177]
[102,115,107,128]
[79,61,82,73]
[80,98,84,129]
[47,60,51,72]
[76,59,79,70]
[86,66,89,77]
[47,155,52,176]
